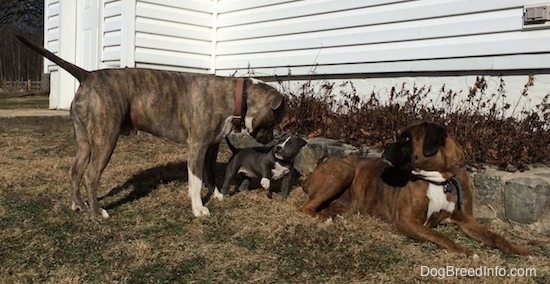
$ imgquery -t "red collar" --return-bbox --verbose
[232,78,247,132]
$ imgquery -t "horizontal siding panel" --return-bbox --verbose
[135,48,211,70]
[135,63,210,73]
[216,54,550,77]
[136,1,212,28]
[103,61,122,68]
[139,0,212,13]
[135,33,211,56]
[135,18,211,41]
[46,15,59,30]
[216,31,550,69]
[217,0,410,27]
[104,16,122,33]
[45,33,59,47]
[103,46,122,61]
[47,1,59,16]
[103,31,122,47]
[104,0,122,19]
[217,10,521,55]
[218,0,300,13]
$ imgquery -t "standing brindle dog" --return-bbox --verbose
[17,35,285,218]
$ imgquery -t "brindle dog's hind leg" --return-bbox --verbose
[69,116,90,212]
[74,101,123,219]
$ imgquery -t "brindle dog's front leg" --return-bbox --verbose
[187,142,210,217]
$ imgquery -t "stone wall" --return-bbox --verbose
[226,133,550,235]
[473,167,550,235]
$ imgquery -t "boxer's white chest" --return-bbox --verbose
[272,162,290,180]
[425,183,456,225]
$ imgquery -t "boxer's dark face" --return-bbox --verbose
[382,131,414,170]
[382,122,447,170]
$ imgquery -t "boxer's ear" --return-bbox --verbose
[271,94,284,110]
[423,123,447,157]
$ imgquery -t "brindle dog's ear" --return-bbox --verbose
[423,122,447,157]
[271,94,284,110]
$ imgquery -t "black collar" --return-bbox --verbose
[444,176,464,210]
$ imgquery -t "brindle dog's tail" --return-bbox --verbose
[225,136,238,154]
[16,35,89,82]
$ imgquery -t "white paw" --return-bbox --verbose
[193,206,210,217]
[472,253,479,260]
[213,187,224,201]
[100,208,110,219]
[71,202,82,211]
[261,178,270,190]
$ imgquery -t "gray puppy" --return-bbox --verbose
[222,134,306,198]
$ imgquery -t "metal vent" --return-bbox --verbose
[524,4,550,29]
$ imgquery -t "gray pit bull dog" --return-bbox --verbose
[222,134,306,198]
[17,35,285,218]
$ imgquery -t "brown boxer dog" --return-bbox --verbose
[17,35,285,219]
[300,121,530,256]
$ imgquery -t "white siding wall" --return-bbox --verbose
[44,0,60,73]
[44,0,78,109]
[103,0,123,68]
[214,0,550,77]
[44,0,60,109]
[44,0,550,110]
[133,0,213,72]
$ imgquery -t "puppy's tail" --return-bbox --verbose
[16,34,89,82]
[225,136,238,153]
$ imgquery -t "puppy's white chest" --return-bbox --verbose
[272,162,290,180]
[425,183,455,224]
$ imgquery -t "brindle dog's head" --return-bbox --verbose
[382,121,464,178]
[244,82,286,144]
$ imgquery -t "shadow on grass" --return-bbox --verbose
[101,161,228,210]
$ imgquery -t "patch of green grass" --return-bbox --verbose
[169,256,209,281]
[201,214,238,242]
[127,255,209,283]
[0,92,49,109]
[236,233,263,250]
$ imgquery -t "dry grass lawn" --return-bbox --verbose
[1,115,549,283]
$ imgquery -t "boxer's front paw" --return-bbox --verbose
[261,178,270,190]
[193,206,210,217]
